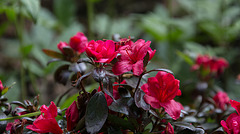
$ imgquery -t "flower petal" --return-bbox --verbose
[144,94,161,109]
[230,100,240,115]
[221,120,231,134]
[132,60,144,76]
[112,61,133,75]
[160,100,182,120]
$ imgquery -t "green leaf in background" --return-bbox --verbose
[5,8,17,22]
[21,0,40,23]
[60,93,78,109]
[53,0,76,26]
[85,91,108,134]
[19,44,33,58]
[176,51,194,65]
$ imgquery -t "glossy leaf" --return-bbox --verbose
[107,114,135,131]
[42,49,64,59]
[146,68,174,75]
[69,62,87,73]
[54,65,71,85]
[125,76,147,89]
[0,111,7,134]
[85,91,108,134]
[109,97,133,115]
[102,77,115,101]
[11,101,26,109]
[134,88,150,110]
[62,47,75,57]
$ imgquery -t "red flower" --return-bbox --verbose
[161,122,174,134]
[191,55,228,76]
[141,71,182,120]
[69,32,88,53]
[86,40,117,63]
[0,80,4,91]
[112,39,156,76]
[57,41,68,54]
[213,91,229,110]
[221,113,240,134]
[65,101,79,131]
[221,100,240,134]
[26,102,63,134]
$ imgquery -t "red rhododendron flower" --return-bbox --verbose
[69,32,88,53]
[86,40,118,63]
[57,41,68,54]
[26,101,63,134]
[0,80,4,91]
[191,55,228,76]
[98,80,126,106]
[213,91,229,110]
[221,100,240,134]
[112,39,156,76]
[221,113,240,134]
[66,101,79,131]
[161,122,174,134]
[57,32,88,54]
[141,71,182,120]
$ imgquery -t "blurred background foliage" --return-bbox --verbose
[0,0,239,105]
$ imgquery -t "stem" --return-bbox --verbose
[16,0,26,100]
[86,0,94,40]
[135,74,144,91]
[99,81,103,92]
[0,111,41,121]
[80,80,88,97]
[57,87,74,106]
[28,67,40,95]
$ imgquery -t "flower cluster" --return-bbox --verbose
[5,32,236,134]
[191,54,228,78]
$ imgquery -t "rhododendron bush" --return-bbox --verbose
[0,32,236,134]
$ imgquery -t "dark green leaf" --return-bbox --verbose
[42,49,64,59]
[109,97,133,115]
[118,87,131,98]
[11,101,26,109]
[125,76,147,89]
[69,63,86,73]
[134,89,150,110]
[211,127,225,134]
[0,111,7,134]
[146,68,173,75]
[173,122,196,131]
[107,114,135,131]
[62,47,75,57]
[54,65,71,85]
[85,91,108,134]
[102,77,115,101]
